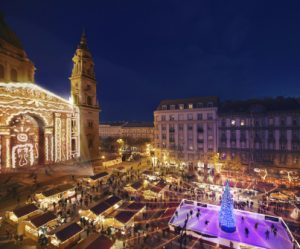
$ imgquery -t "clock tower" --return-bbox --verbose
[70,32,100,161]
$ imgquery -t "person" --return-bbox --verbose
[241,216,244,223]
[255,222,259,229]
[205,220,209,225]
[245,227,249,238]
[265,229,270,240]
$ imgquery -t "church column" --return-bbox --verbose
[44,127,53,164]
[66,114,72,160]
[54,113,62,162]
[0,128,11,169]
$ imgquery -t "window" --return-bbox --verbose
[188,103,193,109]
[207,113,213,120]
[280,118,286,126]
[221,119,226,127]
[179,114,184,120]
[179,104,184,110]
[197,102,203,108]
[170,105,176,110]
[162,134,166,140]
[87,96,92,105]
[269,118,274,126]
[88,120,93,128]
[0,64,4,79]
[161,115,166,121]
[169,124,175,132]
[162,125,166,131]
[231,119,236,126]
[11,68,18,82]
[88,138,93,148]
[240,120,245,126]
[293,117,298,126]
[197,113,202,120]
[169,115,175,121]
[179,124,184,131]
[188,124,193,131]
[162,105,167,110]
[207,102,213,107]
[197,125,203,133]
[187,114,193,120]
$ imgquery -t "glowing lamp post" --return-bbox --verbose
[219,180,236,233]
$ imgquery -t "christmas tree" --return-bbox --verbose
[219,180,236,233]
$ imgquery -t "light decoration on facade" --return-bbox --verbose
[219,180,236,233]
[254,168,268,180]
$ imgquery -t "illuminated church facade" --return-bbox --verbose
[0,15,99,169]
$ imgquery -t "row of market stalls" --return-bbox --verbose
[34,184,75,209]
[5,201,117,249]
[79,195,146,234]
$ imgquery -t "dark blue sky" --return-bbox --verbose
[2,1,300,122]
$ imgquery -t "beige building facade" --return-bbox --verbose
[154,97,219,163]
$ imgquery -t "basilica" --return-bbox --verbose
[0,15,100,170]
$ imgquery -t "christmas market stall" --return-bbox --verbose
[21,211,57,241]
[6,203,41,224]
[104,202,145,233]
[79,195,122,228]
[83,172,110,186]
[77,234,115,249]
[50,222,83,249]
[143,181,168,200]
[35,184,75,209]
[124,181,144,199]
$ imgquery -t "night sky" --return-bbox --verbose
[2,1,300,122]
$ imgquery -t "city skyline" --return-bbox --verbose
[2,1,300,122]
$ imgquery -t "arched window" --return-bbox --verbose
[0,64,4,80]
[11,68,18,82]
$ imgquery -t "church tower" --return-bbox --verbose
[70,32,100,161]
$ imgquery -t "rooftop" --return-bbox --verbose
[0,13,23,49]
[42,184,74,197]
[29,211,57,228]
[156,96,219,111]
[219,97,300,115]
[55,222,82,242]
[89,172,109,180]
[13,203,38,218]
[114,211,135,224]
[90,195,121,215]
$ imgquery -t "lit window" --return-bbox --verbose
[240,120,245,126]
[188,104,193,109]
[170,105,175,110]
[231,119,236,126]
[179,104,184,110]
[162,105,167,110]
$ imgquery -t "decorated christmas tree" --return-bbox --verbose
[219,180,236,233]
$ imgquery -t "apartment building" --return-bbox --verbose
[218,98,300,168]
[154,97,219,162]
